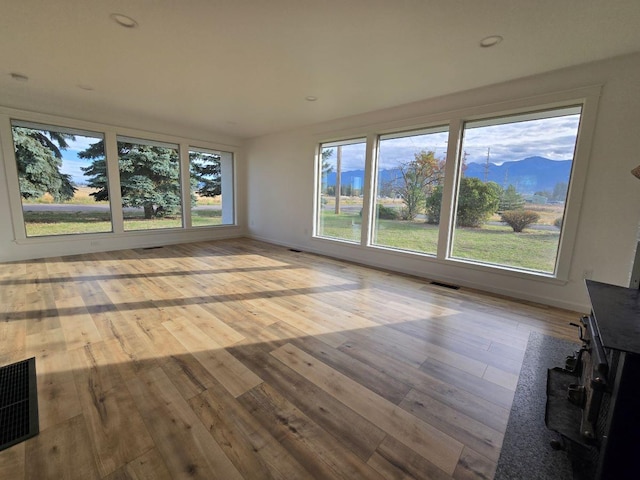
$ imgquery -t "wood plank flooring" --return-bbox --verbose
[0,239,579,479]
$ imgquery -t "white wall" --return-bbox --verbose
[245,53,640,311]
[0,109,247,262]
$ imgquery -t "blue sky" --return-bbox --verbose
[325,114,581,172]
[58,112,581,184]
[60,135,103,184]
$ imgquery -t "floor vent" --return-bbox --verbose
[430,281,461,290]
[0,358,39,451]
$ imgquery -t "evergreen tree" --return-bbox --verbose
[499,184,525,211]
[80,141,185,219]
[12,127,76,201]
[190,151,221,197]
[79,141,108,201]
[321,148,334,176]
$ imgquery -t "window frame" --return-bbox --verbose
[0,108,239,245]
[314,137,368,244]
[313,85,601,282]
[8,119,114,238]
[187,146,236,228]
[116,135,184,232]
[447,105,583,275]
[442,95,598,281]
[370,124,450,256]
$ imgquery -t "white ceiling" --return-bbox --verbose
[1,0,639,140]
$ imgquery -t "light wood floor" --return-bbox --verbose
[0,239,579,479]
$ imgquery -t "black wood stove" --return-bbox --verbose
[546,280,640,479]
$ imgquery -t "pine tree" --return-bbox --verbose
[80,140,184,219]
[499,184,525,211]
[80,142,221,219]
[12,127,76,201]
[189,151,221,197]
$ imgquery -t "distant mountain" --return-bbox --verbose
[464,156,571,193]
[325,156,571,194]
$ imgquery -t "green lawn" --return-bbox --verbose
[23,209,223,236]
[452,225,559,272]
[319,211,559,273]
[25,205,559,274]
[317,211,363,242]
[373,220,439,255]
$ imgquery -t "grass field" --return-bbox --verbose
[22,209,223,236]
[319,208,561,273]
[21,187,224,236]
[23,189,562,273]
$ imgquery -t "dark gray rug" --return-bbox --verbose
[494,332,578,480]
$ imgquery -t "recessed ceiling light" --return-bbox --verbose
[10,72,29,82]
[305,96,318,102]
[77,84,94,91]
[479,35,503,48]
[110,13,138,28]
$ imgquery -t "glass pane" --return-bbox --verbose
[189,149,234,226]
[451,106,582,274]
[117,138,183,231]
[373,127,448,254]
[317,140,366,242]
[11,122,112,237]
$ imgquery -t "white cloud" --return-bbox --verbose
[60,134,104,183]
[462,115,580,165]
[328,114,581,172]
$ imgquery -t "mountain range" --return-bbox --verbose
[326,156,571,194]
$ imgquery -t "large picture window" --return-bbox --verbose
[10,121,112,237]
[189,148,235,226]
[5,114,238,243]
[373,126,448,255]
[316,138,366,242]
[450,106,582,273]
[115,136,183,231]
[314,97,589,280]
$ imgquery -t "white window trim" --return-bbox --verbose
[313,85,602,282]
[188,146,236,227]
[314,138,367,243]
[0,107,240,244]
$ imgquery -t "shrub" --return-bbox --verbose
[396,207,410,220]
[426,178,502,227]
[501,210,540,232]
[554,216,563,229]
[359,204,401,220]
[376,204,401,220]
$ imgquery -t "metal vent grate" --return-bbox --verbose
[0,357,39,451]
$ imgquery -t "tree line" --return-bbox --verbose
[394,150,550,230]
[324,148,552,231]
[13,127,222,219]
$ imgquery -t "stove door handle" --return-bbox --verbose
[570,321,584,341]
